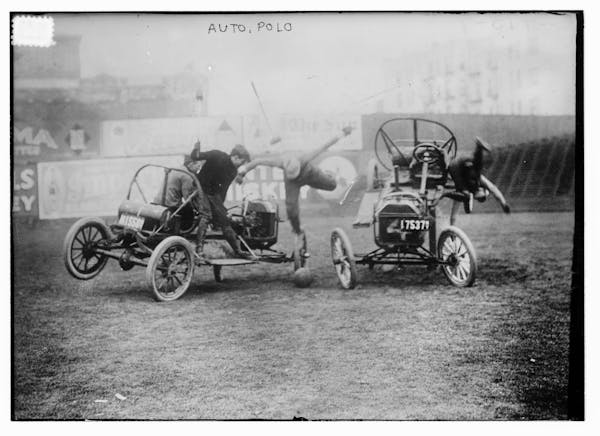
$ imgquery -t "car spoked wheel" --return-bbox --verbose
[330,228,357,289]
[146,236,195,302]
[64,217,111,280]
[437,226,477,287]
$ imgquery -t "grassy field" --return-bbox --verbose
[12,211,574,420]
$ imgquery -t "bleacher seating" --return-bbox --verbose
[486,147,510,184]
[539,141,569,197]
[496,144,524,191]
[479,133,576,212]
[507,144,538,197]
[519,141,555,197]
[556,141,575,196]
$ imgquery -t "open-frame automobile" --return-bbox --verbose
[330,118,478,289]
[63,164,308,301]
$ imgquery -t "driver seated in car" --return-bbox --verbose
[159,155,212,255]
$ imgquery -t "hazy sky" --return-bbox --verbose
[53,12,577,115]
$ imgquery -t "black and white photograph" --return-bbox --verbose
[10,9,582,421]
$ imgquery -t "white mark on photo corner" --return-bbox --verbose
[12,15,55,47]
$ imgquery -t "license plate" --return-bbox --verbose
[387,218,430,233]
[118,214,145,230]
[399,219,429,231]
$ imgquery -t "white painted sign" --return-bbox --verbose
[101,116,243,157]
[37,156,183,219]
[243,113,362,154]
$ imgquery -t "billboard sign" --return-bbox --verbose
[37,156,182,219]
[101,116,243,157]
[37,153,362,219]
[242,113,363,154]
[13,121,99,162]
[13,164,38,217]
[226,152,359,203]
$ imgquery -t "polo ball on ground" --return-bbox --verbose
[381,264,396,273]
[293,267,313,288]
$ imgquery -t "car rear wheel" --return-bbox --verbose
[146,236,195,302]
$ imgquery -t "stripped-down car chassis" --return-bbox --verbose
[63,164,307,301]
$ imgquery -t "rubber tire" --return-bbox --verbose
[213,265,223,282]
[146,236,195,302]
[64,217,111,280]
[293,232,308,271]
[331,228,357,289]
[437,226,477,287]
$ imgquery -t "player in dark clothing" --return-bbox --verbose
[189,143,252,259]
[447,137,510,224]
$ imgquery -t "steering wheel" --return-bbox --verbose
[413,143,445,165]
[374,119,458,170]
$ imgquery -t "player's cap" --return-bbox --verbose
[283,157,301,180]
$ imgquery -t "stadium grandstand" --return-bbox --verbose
[480,134,575,213]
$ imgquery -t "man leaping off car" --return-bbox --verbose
[448,137,511,225]
[236,126,354,245]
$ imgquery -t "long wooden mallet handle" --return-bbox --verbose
[251,81,274,135]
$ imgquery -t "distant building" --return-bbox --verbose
[380,36,574,116]
[13,34,209,118]
[14,34,82,90]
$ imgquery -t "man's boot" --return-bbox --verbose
[294,229,306,253]
[195,216,209,261]
[222,226,257,261]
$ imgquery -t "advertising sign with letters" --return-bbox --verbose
[13,121,99,162]
[37,155,183,219]
[226,152,361,204]
[13,164,38,217]
[242,113,363,154]
[101,116,244,157]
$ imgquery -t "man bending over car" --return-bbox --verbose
[189,142,253,259]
